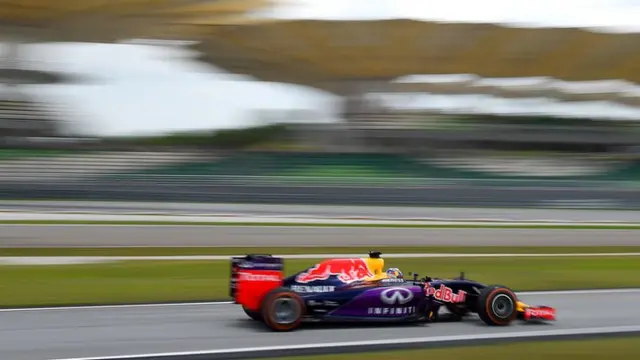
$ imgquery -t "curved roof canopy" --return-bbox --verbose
[0,68,97,84]
[190,19,640,93]
[0,0,272,42]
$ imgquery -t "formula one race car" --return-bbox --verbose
[229,251,556,331]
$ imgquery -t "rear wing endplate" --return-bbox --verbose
[229,254,284,303]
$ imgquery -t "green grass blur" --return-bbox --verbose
[275,337,640,360]
[0,255,638,307]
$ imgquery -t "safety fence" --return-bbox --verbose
[1,175,639,209]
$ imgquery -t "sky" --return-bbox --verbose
[4,0,640,137]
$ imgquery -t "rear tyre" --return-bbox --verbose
[261,287,305,331]
[243,306,262,321]
[476,285,518,326]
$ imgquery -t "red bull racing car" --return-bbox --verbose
[229,251,556,331]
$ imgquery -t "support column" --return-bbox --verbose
[0,26,34,78]
[329,80,390,126]
[1,41,19,66]
[0,37,62,142]
[1,41,22,88]
[310,80,387,152]
[320,79,425,153]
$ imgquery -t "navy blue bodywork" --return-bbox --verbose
[231,254,497,324]
[281,267,488,323]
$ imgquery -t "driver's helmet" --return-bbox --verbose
[386,268,403,279]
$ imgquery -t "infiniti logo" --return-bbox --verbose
[380,287,414,305]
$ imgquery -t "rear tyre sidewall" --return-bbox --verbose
[243,306,262,321]
[261,288,305,331]
[477,285,518,326]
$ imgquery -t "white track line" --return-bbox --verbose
[0,212,639,226]
[2,289,639,313]
[6,252,640,260]
[0,301,231,312]
[49,325,640,360]
[2,253,640,266]
[517,289,640,296]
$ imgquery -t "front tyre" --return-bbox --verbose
[476,285,518,326]
[261,287,306,331]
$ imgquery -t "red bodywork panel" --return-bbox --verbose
[230,255,284,312]
[235,270,283,311]
[524,306,557,321]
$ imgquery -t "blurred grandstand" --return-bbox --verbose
[0,94,58,139]
[0,3,639,206]
[186,18,640,156]
[0,0,275,148]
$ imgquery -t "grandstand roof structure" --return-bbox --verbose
[189,19,640,106]
[0,0,272,42]
[391,75,640,107]
[0,68,94,84]
[1,1,638,109]
[0,0,272,85]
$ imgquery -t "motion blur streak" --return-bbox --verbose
[1,291,639,360]
[48,326,640,360]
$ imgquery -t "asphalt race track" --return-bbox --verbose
[3,181,640,208]
[1,290,639,360]
[1,226,639,247]
[1,201,639,222]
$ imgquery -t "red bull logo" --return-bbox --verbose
[424,284,467,303]
[296,258,373,283]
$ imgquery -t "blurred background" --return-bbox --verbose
[1,3,639,359]
[1,0,639,209]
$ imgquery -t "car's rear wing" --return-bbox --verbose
[230,254,284,311]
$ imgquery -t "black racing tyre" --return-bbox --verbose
[260,287,306,332]
[476,285,518,326]
[243,306,262,321]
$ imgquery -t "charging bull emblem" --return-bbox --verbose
[296,259,373,283]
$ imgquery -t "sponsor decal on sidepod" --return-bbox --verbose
[291,285,336,293]
[307,300,340,307]
[368,287,416,316]
[424,284,467,303]
[367,306,416,315]
[380,287,414,305]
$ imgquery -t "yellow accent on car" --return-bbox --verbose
[517,301,528,312]
[363,257,386,279]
